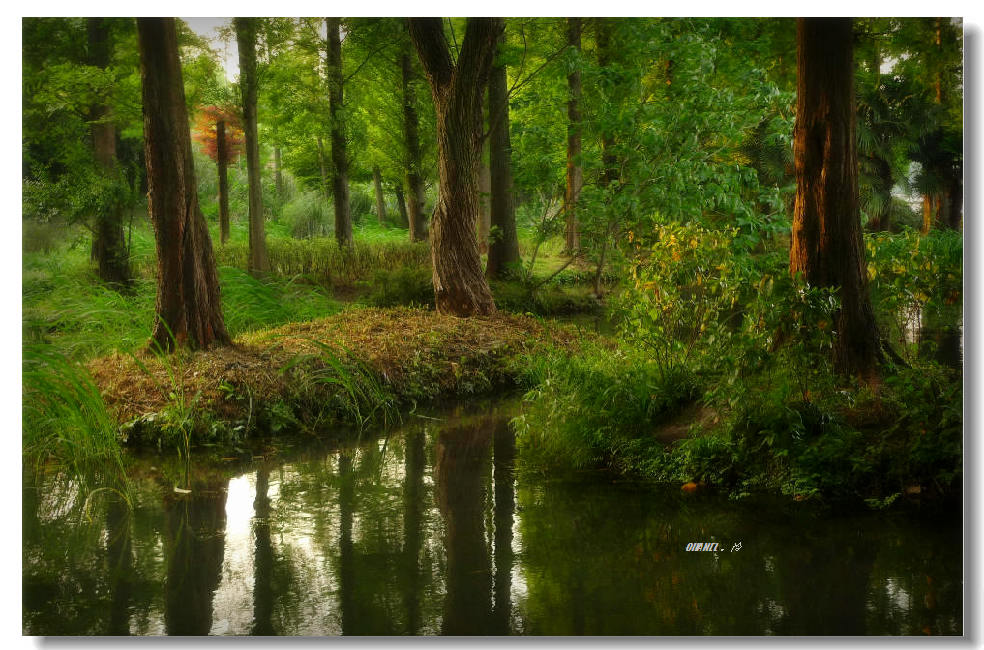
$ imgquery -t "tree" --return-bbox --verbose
[87,18,132,289]
[789,18,879,378]
[409,18,500,316]
[326,17,353,246]
[191,105,244,244]
[234,17,269,273]
[401,37,429,242]
[564,17,583,253]
[486,18,522,279]
[372,164,387,224]
[136,17,230,351]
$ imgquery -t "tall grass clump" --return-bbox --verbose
[219,266,341,335]
[281,340,400,432]
[23,345,127,490]
[282,190,332,239]
[215,236,430,289]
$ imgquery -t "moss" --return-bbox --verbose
[88,306,587,444]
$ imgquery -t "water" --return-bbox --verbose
[23,399,962,636]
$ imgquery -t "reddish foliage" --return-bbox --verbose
[192,105,245,163]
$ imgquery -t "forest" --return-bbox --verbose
[23,17,963,637]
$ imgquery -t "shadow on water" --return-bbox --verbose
[23,398,962,636]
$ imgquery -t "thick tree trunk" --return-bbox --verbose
[327,18,352,246]
[564,17,583,254]
[401,43,428,242]
[922,194,933,234]
[409,17,500,316]
[486,21,522,279]
[478,158,491,254]
[235,17,269,273]
[87,18,131,289]
[216,119,230,245]
[790,18,879,378]
[137,18,230,352]
[373,164,387,225]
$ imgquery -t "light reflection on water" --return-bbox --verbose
[23,399,962,636]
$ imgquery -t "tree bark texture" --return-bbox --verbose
[790,18,879,378]
[370,164,387,225]
[478,158,491,254]
[216,119,230,244]
[327,17,353,246]
[317,135,329,200]
[564,17,583,253]
[137,18,230,351]
[409,17,500,316]
[235,17,269,273]
[401,42,428,242]
[394,183,409,227]
[87,17,131,288]
[486,21,522,279]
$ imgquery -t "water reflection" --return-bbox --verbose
[23,400,961,636]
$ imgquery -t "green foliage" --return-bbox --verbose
[215,233,430,289]
[23,345,127,489]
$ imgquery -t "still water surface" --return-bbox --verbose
[23,399,961,635]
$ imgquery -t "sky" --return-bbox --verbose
[183,17,239,81]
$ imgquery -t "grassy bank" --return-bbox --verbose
[81,307,584,448]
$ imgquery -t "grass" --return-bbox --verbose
[86,307,588,446]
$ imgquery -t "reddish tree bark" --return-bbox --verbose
[327,17,353,246]
[486,18,522,279]
[235,17,269,273]
[409,18,499,316]
[137,17,229,351]
[790,18,879,378]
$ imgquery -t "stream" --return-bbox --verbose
[23,398,962,636]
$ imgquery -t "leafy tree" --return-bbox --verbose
[234,16,269,273]
[191,104,244,244]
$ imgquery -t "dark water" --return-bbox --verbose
[23,400,962,636]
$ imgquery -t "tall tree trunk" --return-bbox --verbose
[564,17,583,254]
[316,135,329,200]
[273,144,284,197]
[235,17,269,273]
[327,17,352,246]
[790,18,879,378]
[137,17,230,351]
[401,41,428,242]
[478,157,491,254]
[372,164,387,225]
[409,17,499,316]
[216,119,230,244]
[87,18,131,289]
[394,183,410,227]
[594,18,619,298]
[486,21,521,279]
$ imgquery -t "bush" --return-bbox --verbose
[282,191,331,239]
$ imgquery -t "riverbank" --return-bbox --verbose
[85,307,588,446]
